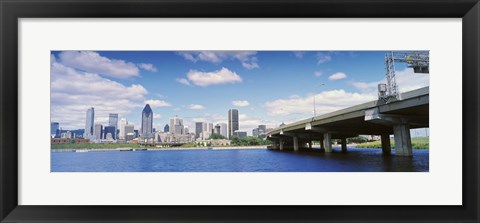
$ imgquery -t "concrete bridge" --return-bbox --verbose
[266,87,429,156]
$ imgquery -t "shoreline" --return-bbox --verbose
[51,145,268,152]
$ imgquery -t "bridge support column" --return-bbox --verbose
[393,124,412,156]
[319,136,325,151]
[271,140,278,149]
[293,136,299,151]
[308,141,312,149]
[341,137,347,152]
[323,133,332,152]
[381,134,391,155]
[279,138,284,151]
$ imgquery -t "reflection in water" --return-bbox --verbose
[51,147,429,172]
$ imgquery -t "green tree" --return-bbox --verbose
[209,133,226,140]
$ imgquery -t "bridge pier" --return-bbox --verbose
[279,138,284,151]
[381,134,391,155]
[319,136,325,151]
[293,136,299,151]
[341,137,347,152]
[323,133,332,152]
[393,124,412,156]
[308,141,312,149]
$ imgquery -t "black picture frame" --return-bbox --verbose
[1,0,479,222]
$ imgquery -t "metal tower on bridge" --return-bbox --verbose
[379,51,429,102]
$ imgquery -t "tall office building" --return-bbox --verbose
[51,122,59,138]
[119,118,128,140]
[164,124,169,133]
[214,124,221,135]
[141,104,154,138]
[108,113,118,131]
[169,116,184,135]
[124,124,135,141]
[103,126,116,140]
[94,123,103,140]
[228,109,239,139]
[195,122,203,139]
[219,123,228,138]
[85,107,95,139]
[207,123,214,134]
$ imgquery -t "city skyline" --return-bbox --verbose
[51,51,430,135]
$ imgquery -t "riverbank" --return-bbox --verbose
[51,145,268,152]
[355,137,429,150]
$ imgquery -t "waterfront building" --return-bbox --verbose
[141,104,154,139]
[207,123,214,134]
[164,124,169,133]
[219,123,228,138]
[118,118,127,140]
[134,130,139,138]
[214,124,221,135]
[228,109,239,139]
[174,125,184,135]
[253,125,267,138]
[108,113,118,131]
[169,116,184,135]
[184,126,189,134]
[51,122,59,138]
[234,130,247,138]
[195,122,203,139]
[252,128,259,137]
[103,125,116,140]
[94,123,103,140]
[84,107,95,139]
[197,139,231,147]
[125,124,135,141]
[51,138,89,144]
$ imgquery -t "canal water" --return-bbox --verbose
[51,147,428,172]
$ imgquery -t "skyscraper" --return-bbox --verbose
[195,122,203,139]
[51,122,59,138]
[164,124,169,133]
[219,123,228,138]
[103,126,116,140]
[228,109,239,139]
[125,124,135,141]
[85,107,94,139]
[119,118,128,140]
[141,104,153,138]
[108,113,118,131]
[94,123,103,140]
[169,116,184,135]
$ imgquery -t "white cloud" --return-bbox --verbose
[329,72,347,80]
[263,89,376,117]
[176,51,259,69]
[176,78,191,85]
[144,99,172,108]
[232,100,249,107]
[314,71,323,77]
[293,51,305,59]
[58,51,140,79]
[137,63,157,72]
[186,67,242,87]
[350,68,429,94]
[188,104,205,110]
[395,68,430,92]
[153,114,162,119]
[317,52,332,64]
[50,56,148,129]
[350,81,380,93]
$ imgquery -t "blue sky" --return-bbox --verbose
[50,51,429,135]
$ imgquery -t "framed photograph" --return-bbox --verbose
[1,0,479,222]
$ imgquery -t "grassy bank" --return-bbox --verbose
[51,143,144,149]
[355,137,429,150]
